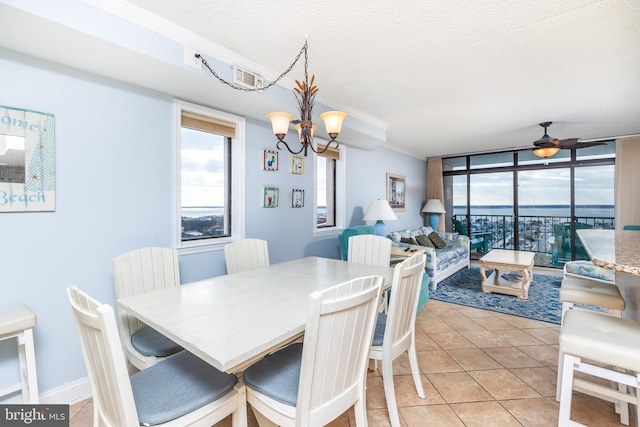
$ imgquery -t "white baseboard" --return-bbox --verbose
[39,377,92,405]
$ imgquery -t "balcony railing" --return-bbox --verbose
[452,214,615,267]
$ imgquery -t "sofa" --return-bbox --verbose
[388,226,470,290]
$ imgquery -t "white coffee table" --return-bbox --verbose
[479,249,536,299]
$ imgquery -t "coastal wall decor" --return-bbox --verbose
[0,106,55,212]
[292,189,304,207]
[263,149,278,171]
[263,186,279,208]
[291,155,304,174]
[387,173,406,212]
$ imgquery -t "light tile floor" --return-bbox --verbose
[70,285,632,426]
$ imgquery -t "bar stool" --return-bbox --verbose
[556,276,626,405]
[559,276,625,323]
[0,305,39,403]
[558,310,640,426]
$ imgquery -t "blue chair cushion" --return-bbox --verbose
[130,351,237,425]
[131,326,183,357]
[565,260,615,283]
[372,313,387,346]
[243,342,302,406]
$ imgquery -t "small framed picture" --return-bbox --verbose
[263,149,278,171]
[387,173,406,211]
[292,189,304,207]
[263,186,279,208]
[291,155,304,174]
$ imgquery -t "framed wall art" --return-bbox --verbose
[0,105,56,212]
[386,173,406,211]
[291,188,304,207]
[291,155,304,174]
[263,149,278,171]
[263,186,279,208]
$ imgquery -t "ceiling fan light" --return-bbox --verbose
[533,146,560,158]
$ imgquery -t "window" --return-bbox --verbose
[315,142,345,234]
[174,100,245,253]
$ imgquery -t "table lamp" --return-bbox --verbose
[363,199,397,236]
[422,199,446,230]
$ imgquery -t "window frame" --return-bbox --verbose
[314,142,346,236]
[173,100,245,254]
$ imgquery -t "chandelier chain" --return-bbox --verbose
[196,41,308,92]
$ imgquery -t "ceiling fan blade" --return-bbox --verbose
[561,141,607,149]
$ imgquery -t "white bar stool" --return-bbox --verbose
[0,305,39,403]
[558,310,640,427]
[556,276,626,406]
[559,276,625,323]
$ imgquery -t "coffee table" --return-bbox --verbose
[479,249,536,299]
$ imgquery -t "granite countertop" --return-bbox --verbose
[577,229,640,276]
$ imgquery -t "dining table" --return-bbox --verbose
[117,256,395,373]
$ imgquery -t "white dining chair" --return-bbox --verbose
[370,253,426,427]
[224,238,270,274]
[113,247,183,370]
[347,234,392,267]
[243,275,383,427]
[348,234,392,312]
[67,286,247,427]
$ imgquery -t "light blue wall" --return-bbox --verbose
[0,48,426,401]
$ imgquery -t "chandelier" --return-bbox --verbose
[196,41,347,156]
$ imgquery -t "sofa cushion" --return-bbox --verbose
[415,234,435,248]
[428,232,447,249]
[401,237,418,245]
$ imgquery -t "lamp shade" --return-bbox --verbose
[267,112,294,136]
[363,199,398,221]
[319,111,348,135]
[421,199,446,214]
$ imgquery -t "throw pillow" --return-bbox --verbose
[400,237,417,245]
[415,234,435,248]
[428,231,447,249]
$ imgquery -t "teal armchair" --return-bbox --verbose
[452,218,491,253]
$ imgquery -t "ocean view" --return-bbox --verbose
[453,205,614,218]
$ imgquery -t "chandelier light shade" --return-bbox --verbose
[532,146,560,158]
[267,112,295,138]
[363,199,398,236]
[422,199,446,230]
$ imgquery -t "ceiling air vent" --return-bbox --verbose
[232,66,263,92]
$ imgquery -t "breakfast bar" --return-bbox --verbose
[577,229,640,321]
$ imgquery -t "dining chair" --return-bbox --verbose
[347,234,392,267]
[348,234,392,312]
[369,253,426,427]
[224,238,270,274]
[243,275,383,427]
[67,286,247,427]
[113,247,183,370]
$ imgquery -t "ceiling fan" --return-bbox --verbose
[531,121,605,158]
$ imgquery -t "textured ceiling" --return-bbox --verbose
[8,0,640,159]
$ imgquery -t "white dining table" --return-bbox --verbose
[117,256,395,373]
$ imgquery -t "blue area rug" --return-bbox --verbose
[430,267,563,324]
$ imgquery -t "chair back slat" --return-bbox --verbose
[297,275,383,426]
[224,239,270,274]
[347,234,392,267]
